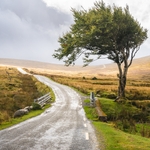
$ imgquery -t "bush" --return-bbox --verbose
[107,93,116,99]
[32,103,42,110]
[100,92,116,99]
[92,77,97,80]
[82,76,86,79]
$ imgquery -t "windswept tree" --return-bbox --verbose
[53,1,148,101]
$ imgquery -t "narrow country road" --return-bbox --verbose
[0,72,99,150]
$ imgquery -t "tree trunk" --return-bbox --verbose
[118,74,126,98]
[116,63,128,101]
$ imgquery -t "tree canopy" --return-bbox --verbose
[53,1,148,99]
[53,1,147,66]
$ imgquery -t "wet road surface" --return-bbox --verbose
[0,74,99,150]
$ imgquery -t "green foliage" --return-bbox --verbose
[53,0,147,66]
[100,98,140,121]
[101,92,116,99]
[53,0,148,99]
[99,98,150,138]
[136,124,150,138]
[32,103,42,110]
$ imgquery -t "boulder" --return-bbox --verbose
[13,108,29,118]
[24,106,33,111]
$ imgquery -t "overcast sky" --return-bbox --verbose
[0,0,150,65]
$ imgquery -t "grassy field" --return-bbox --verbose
[0,66,54,128]
[48,74,150,100]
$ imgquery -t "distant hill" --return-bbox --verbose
[0,58,102,76]
[0,56,150,78]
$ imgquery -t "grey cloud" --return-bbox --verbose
[0,0,149,65]
[0,0,71,28]
[0,0,73,63]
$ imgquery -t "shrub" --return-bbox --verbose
[92,77,97,80]
[32,103,42,110]
[107,93,116,99]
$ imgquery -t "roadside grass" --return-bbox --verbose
[83,98,150,150]
[0,104,51,130]
[99,98,140,120]
[93,121,150,150]
[84,106,98,120]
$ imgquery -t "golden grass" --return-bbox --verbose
[0,66,52,124]
[46,74,150,101]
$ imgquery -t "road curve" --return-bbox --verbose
[0,74,99,150]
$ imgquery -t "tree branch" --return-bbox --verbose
[128,46,140,67]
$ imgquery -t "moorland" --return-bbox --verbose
[1,56,150,150]
[0,66,54,129]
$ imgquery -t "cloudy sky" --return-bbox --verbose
[0,0,150,65]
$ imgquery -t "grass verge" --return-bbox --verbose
[83,98,150,150]
[93,121,150,150]
[0,104,51,130]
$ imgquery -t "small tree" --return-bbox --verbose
[53,1,148,100]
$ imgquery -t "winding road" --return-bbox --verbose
[0,71,99,150]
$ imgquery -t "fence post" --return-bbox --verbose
[90,92,95,107]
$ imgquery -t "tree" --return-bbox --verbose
[53,1,148,100]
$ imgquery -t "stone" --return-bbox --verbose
[13,108,29,118]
